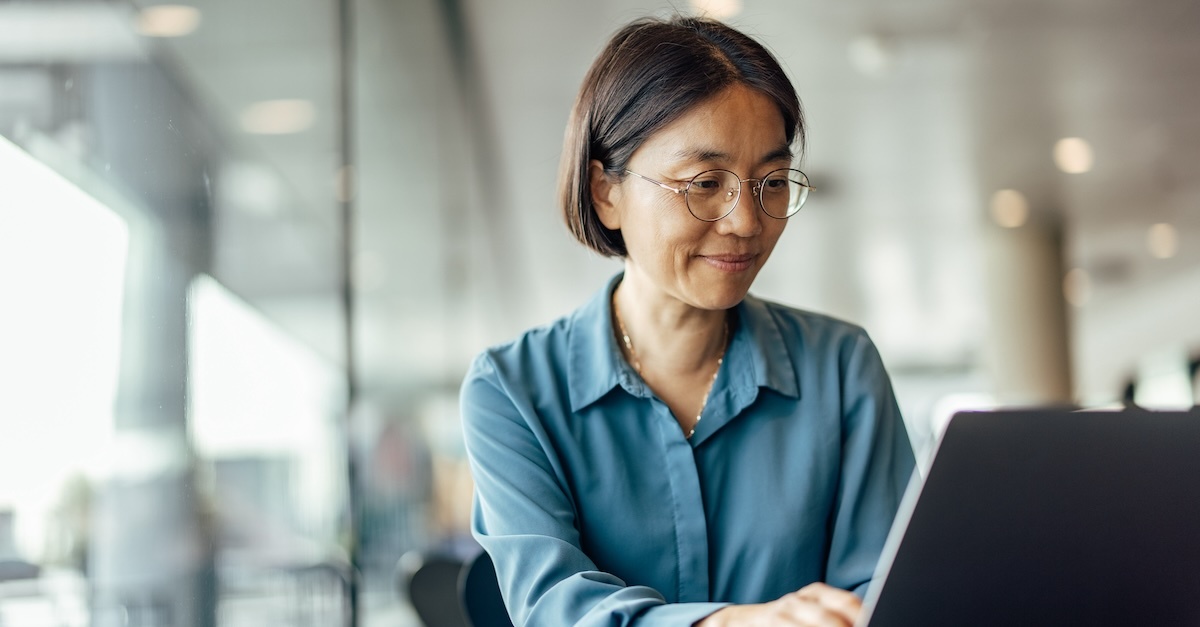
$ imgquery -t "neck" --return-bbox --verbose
[613,271,729,376]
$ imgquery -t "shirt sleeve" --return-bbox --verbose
[460,353,730,627]
[824,331,917,597]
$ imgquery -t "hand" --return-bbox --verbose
[695,583,862,627]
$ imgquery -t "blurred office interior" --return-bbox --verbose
[1,0,1198,625]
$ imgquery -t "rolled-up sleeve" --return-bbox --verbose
[824,332,916,597]
[460,353,729,627]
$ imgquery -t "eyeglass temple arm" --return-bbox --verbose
[623,170,686,195]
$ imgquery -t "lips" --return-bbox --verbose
[700,253,757,272]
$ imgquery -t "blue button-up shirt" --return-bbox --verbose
[461,274,915,626]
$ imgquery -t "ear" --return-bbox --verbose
[589,160,621,230]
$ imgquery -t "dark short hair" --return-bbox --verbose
[558,15,805,257]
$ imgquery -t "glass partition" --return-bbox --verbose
[0,1,356,625]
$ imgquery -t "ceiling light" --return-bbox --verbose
[135,5,200,38]
[239,99,315,135]
[218,161,283,216]
[1062,268,1091,308]
[1054,137,1093,174]
[0,3,145,62]
[848,34,896,77]
[1147,223,1178,259]
[689,0,742,19]
[989,189,1028,228]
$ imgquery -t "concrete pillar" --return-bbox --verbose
[87,62,216,627]
[981,221,1074,405]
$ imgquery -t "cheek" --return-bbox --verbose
[762,220,787,252]
[627,201,702,260]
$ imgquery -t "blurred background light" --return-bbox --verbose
[134,4,201,38]
[239,99,316,135]
[1147,222,1179,259]
[1054,137,1094,174]
[217,160,285,216]
[188,274,348,550]
[0,134,126,562]
[1134,346,1194,409]
[689,0,742,20]
[0,3,143,62]
[989,189,1029,228]
[1063,267,1092,308]
[848,33,897,78]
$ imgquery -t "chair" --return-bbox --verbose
[0,559,39,582]
[397,551,469,627]
[287,560,353,627]
[458,550,514,627]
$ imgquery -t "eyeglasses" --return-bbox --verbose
[623,168,813,222]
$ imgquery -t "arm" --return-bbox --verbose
[824,332,917,596]
[460,353,728,627]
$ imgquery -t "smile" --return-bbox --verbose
[699,254,757,272]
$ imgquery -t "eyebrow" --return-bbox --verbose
[670,144,794,167]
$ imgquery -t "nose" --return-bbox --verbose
[716,182,763,237]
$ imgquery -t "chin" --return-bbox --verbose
[694,284,752,311]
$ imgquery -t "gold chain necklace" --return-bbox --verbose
[614,308,728,439]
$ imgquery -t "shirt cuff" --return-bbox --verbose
[635,602,732,626]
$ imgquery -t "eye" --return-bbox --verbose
[762,172,790,192]
[687,170,733,198]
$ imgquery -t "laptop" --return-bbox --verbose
[860,408,1200,626]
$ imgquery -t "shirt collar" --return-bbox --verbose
[566,273,800,413]
[567,273,629,412]
[734,293,800,399]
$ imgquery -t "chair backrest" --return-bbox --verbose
[458,550,514,627]
[398,552,469,627]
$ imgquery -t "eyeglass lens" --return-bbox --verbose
[686,169,810,221]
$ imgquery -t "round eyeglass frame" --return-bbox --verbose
[623,168,813,222]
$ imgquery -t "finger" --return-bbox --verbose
[793,583,863,623]
[795,582,861,606]
[781,597,855,627]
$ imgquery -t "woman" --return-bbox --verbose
[460,15,915,627]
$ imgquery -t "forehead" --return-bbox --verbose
[632,84,790,168]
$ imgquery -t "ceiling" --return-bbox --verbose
[132,0,1200,409]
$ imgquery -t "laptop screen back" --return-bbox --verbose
[861,409,1200,626]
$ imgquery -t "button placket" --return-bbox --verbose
[654,401,712,602]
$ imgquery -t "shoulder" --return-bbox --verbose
[459,307,596,457]
[746,294,874,357]
[464,314,574,391]
[745,298,901,436]
[741,295,895,399]
[463,275,618,402]
[458,318,572,450]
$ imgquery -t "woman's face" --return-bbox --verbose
[593,83,792,311]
